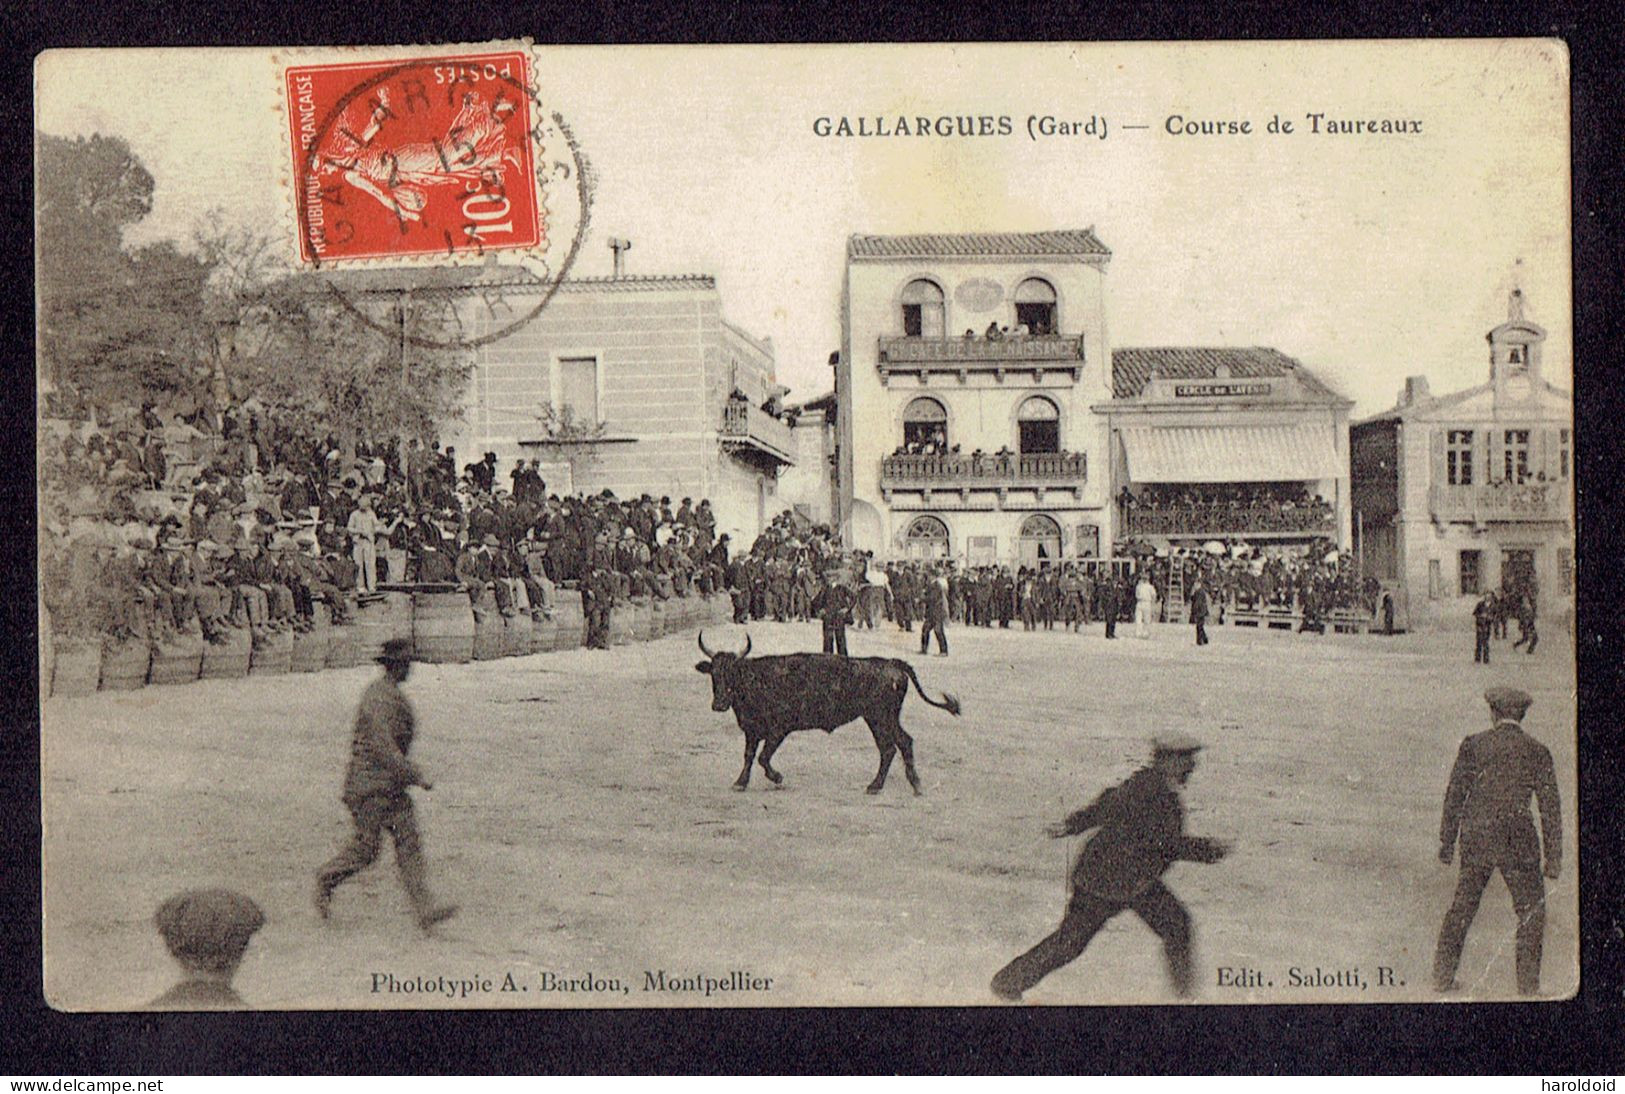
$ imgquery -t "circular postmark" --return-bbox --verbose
[289,52,593,350]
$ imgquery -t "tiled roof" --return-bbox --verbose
[848,230,1111,260]
[302,268,714,295]
[1111,347,1344,402]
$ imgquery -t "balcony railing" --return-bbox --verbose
[880,450,1087,491]
[876,334,1085,383]
[721,401,794,464]
[1122,505,1335,538]
[1430,481,1569,523]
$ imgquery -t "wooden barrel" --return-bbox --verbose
[608,603,632,646]
[384,591,415,647]
[325,624,361,669]
[51,640,101,698]
[39,598,54,699]
[200,626,251,680]
[414,591,475,664]
[552,589,584,651]
[632,598,653,641]
[99,637,152,691]
[353,592,412,662]
[530,612,557,654]
[150,634,205,686]
[472,607,504,661]
[291,607,332,673]
[500,612,528,657]
[249,627,293,675]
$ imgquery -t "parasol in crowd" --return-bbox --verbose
[1203,540,1226,556]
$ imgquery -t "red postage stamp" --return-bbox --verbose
[284,51,543,265]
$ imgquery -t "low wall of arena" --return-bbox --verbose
[40,589,736,700]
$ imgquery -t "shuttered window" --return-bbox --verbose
[558,357,599,423]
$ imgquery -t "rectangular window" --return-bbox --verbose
[902,304,923,337]
[1074,524,1100,558]
[1458,550,1481,596]
[557,356,599,424]
[1559,428,1571,480]
[1446,429,1474,485]
[1502,429,1531,483]
[1428,559,1441,599]
[1015,302,1056,335]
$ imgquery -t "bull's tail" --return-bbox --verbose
[899,660,962,717]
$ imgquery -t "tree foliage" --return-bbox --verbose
[37,134,214,405]
[226,279,475,452]
[38,133,477,448]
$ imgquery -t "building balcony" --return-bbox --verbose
[720,401,795,465]
[876,334,1085,385]
[1122,504,1335,539]
[879,451,1087,507]
[1429,481,1569,524]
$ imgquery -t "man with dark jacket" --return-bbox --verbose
[812,575,855,656]
[1472,590,1495,663]
[891,564,915,631]
[315,639,458,931]
[1189,578,1210,647]
[990,734,1229,1001]
[920,568,950,656]
[1100,574,1121,639]
[1433,687,1561,995]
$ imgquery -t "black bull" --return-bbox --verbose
[695,632,962,794]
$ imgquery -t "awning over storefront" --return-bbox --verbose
[1120,424,1342,483]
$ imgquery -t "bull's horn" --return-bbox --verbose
[739,632,752,659]
[697,630,716,659]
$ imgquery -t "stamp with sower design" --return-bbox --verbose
[285,51,544,266]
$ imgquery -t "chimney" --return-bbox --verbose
[608,237,632,278]
[1402,375,1431,406]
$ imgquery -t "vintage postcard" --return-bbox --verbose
[35,40,1575,1009]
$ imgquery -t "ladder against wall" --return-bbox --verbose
[1165,561,1187,623]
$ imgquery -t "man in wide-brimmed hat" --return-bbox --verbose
[315,638,458,932]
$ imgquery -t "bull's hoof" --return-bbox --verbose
[731,782,749,792]
[865,785,883,795]
[910,785,924,797]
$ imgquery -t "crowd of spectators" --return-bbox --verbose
[1119,482,1336,535]
[39,395,732,654]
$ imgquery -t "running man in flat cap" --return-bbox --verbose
[991,734,1230,1001]
[146,888,265,1009]
[315,637,458,931]
[1433,686,1561,995]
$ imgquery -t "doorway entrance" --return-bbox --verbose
[1501,548,1537,598]
[1019,513,1062,568]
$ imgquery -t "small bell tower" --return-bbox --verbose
[1488,282,1546,411]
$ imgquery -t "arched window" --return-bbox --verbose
[901,279,946,338]
[1016,395,1060,454]
[1014,278,1058,335]
[906,515,950,560]
[1019,513,1063,567]
[902,396,948,453]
